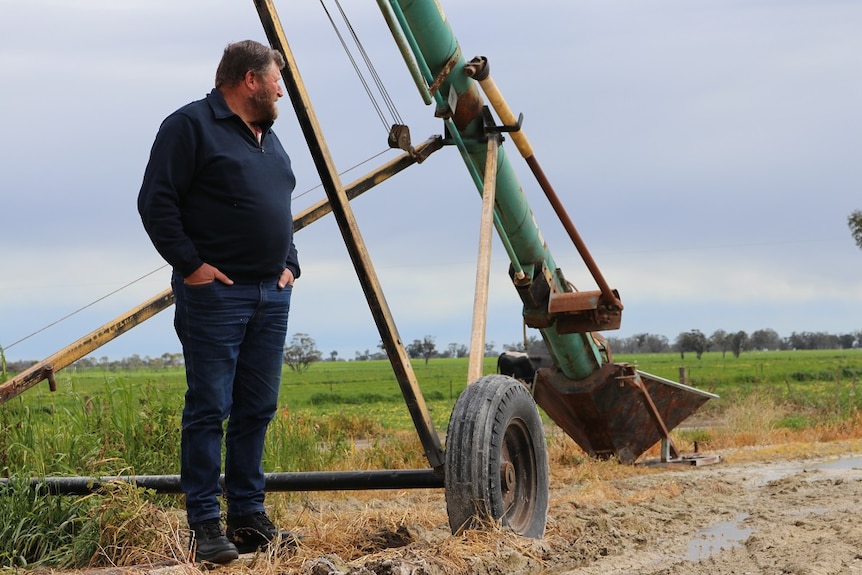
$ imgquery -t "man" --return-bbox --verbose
[138,40,299,564]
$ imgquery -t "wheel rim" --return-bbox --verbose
[499,417,539,534]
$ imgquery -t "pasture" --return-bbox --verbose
[5,347,862,472]
[2,348,862,568]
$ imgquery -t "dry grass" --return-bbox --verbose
[38,394,862,575]
[85,481,190,568]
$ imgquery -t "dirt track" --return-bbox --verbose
[103,440,862,575]
[542,451,862,575]
[273,441,862,575]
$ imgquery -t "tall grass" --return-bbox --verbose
[2,349,862,567]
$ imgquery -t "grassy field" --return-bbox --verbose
[5,347,861,475]
[19,348,862,420]
[2,348,862,568]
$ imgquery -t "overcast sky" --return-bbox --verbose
[1,0,861,363]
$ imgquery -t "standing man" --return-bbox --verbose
[138,40,299,564]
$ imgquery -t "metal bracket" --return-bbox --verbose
[481,106,523,135]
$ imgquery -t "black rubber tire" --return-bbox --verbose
[444,374,549,538]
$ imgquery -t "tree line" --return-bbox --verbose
[3,327,859,377]
[607,329,861,359]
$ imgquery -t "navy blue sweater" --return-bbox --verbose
[138,89,299,283]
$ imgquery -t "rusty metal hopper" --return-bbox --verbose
[533,362,716,464]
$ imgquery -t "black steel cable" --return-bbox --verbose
[1,265,169,351]
[333,0,403,125]
[318,0,390,131]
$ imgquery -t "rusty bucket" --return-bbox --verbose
[533,362,716,464]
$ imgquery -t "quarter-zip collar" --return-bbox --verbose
[206,88,274,148]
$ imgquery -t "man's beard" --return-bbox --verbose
[251,90,278,124]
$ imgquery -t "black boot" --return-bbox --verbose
[190,519,239,564]
[227,511,299,554]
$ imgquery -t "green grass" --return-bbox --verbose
[12,349,862,432]
[3,349,862,568]
[621,348,862,421]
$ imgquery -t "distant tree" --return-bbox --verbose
[504,340,525,352]
[283,333,322,372]
[328,350,339,362]
[838,334,856,349]
[484,341,497,357]
[642,334,670,353]
[710,330,730,358]
[504,334,542,353]
[675,330,709,359]
[419,335,437,365]
[750,328,782,351]
[605,334,665,354]
[125,354,144,370]
[406,336,437,365]
[445,342,468,358]
[784,331,840,350]
[848,210,862,249]
[730,331,748,358]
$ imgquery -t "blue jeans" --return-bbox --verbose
[172,273,291,524]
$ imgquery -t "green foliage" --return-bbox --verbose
[848,209,862,249]
[0,477,185,569]
[0,478,98,568]
[283,332,323,373]
[776,414,811,430]
[622,348,862,421]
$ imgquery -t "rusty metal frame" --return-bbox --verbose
[254,0,445,469]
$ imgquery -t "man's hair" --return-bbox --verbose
[215,40,286,88]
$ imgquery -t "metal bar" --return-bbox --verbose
[467,135,499,383]
[468,60,621,310]
[253,0,445,469]
[0,469,445,496]
[630,373,681,460]
[0,290,175,404]
[394,0,603,380]
[526,154,622,309]
[381,2,524,281]
[293,135,443,232]
[376,0,432,104]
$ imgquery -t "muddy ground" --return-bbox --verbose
[269,440,862,575]
[110,438,862,575]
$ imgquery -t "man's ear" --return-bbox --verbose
[243,70,257,89]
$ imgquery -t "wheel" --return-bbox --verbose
[444,374,549,538]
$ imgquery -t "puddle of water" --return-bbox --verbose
[743,455,862,486]
[815,456,862,471]
[686,513,753,562]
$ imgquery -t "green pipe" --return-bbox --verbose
[389,0,603,378]
[377,0,432,104]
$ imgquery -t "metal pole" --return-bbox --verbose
[0,469,445,496]
[0,290,175,403]
[465,57,622,311]
[253,0,445,469]
[467,135,499,383]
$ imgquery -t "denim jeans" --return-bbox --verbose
[172,273,291,524]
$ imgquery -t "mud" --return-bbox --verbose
[285,444,862,575]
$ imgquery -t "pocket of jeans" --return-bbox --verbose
[184,279,217,288]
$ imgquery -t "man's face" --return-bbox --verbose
[250,61,283,124]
